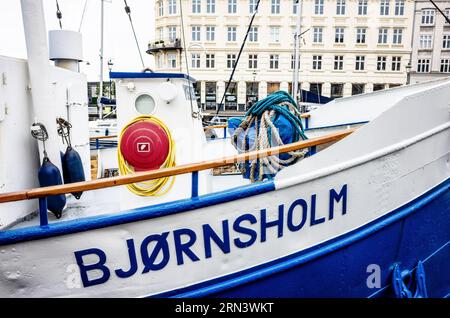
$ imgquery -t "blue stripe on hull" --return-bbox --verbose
[153,178,450,298]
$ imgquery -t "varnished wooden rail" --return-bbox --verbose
[89,135,118,141]
[0,128,356,204]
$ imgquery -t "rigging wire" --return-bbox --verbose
[429,0,450,24]
[123,0,145,69]
[55,0,63,29]
[215,0,261,118]
[179,0,197,118]
[78,0,88,32]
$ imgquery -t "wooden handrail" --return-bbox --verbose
[0,128,356,204]
[204,113,311,131]
[89,135,118,141]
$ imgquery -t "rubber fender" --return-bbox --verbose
[62,146,86,199]
[38,157,66,218]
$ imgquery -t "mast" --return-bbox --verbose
[98,0,105,119]
[20,0,63,172]
[292,0,302,106]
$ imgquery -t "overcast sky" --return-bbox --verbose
[0,0,156,81]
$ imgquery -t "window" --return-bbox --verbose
[227,27,237,42]
[157,28,164,40]
[291,55,300,69]
[445,8,450,24]
[312,55,322,70]
[378,28,388,44]
[168,0,176,15]
[191,26,201,41]
[356,28,367,44]
[443,35,450,49]
[191,53,200,68]
[373,84,385,91]
[249,54,258,69]
[355,55,365,70]
[271,0,280,14]
[206,54,215,68]
[156,54,163,68]
[380,0,389,16]
[394,0,404,16]
[352,84,365,96]
[377,56,387,71]
[393,28,403,44]
[334,55,344,70]
[313,27,323,43]
[293,0,298,14]
[358,0,368,15]
[331,84,344,98]
[168,26,177,41]
[249,27,258,42]
[270,27,280,43]
[270,54,279,69]
[206,0,216,13]
[228,0,237,14]
[335,27,345,43]
[249,0,257,13]
[392,56,401,71]
[158,1,164,16]
[135,94,156,115]
[227,54,237,69]
[441,59,450,73]
[206,26,215,41]
[168,53,177,68]
[417,59,430,73]
[336,0,346,15]
[421,9,435,25]
[314,0,324,15]
[420,34,433,49]
[192,0,201,13]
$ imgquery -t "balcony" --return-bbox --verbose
[146,38,182,55]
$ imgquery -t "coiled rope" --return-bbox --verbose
[118,115,176,197]
[232,91,308,183]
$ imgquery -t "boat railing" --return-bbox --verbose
[90,135,118,150]
[0,128,356,227]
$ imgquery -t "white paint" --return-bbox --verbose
[49,30,83,72]
[20,0,61,172]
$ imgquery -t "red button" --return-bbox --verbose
[120,121,170,171]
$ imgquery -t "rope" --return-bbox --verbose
[232,91,308,183]
[123,0,145,69]
[78,0,88,32]
[118,115,176,197]
[55,0,63,29]
[31,123,49,157]
[56,118,72,147]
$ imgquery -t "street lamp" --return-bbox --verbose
[405,62,412,85]
[107,59,114,99]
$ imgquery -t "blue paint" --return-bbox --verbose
[74,248,111,288]
[232,214,258,249]
[38,198,48,227]
[114,239,138,279]
[173,228,200,265]
[260,206,284,242]
[329,184,348,220]
[191,171,199,198]
[203,221,231,259]
[152,178,449,298]
[109,72,196,83]
[310,194,326,226]
[304,117,309,130]
[140,232,170,273]
[286,199,308,232]
[0,181,275,245]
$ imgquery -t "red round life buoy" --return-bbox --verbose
[119,121,170,171]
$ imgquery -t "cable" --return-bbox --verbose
[78,0,88,32]
[31,122,49,157]
[429,0,450,24]
[179,0,197,118]
[118,115,176,197]
[215,0,261,118]
[55,0,63,29]
[123,0,145,69]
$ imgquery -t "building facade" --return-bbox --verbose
[410,0,450,83]
[150,0,414,114]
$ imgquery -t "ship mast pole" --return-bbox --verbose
[98,0,105,119]
[292,0,302,107]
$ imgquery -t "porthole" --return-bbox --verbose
[135,94,156,114]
